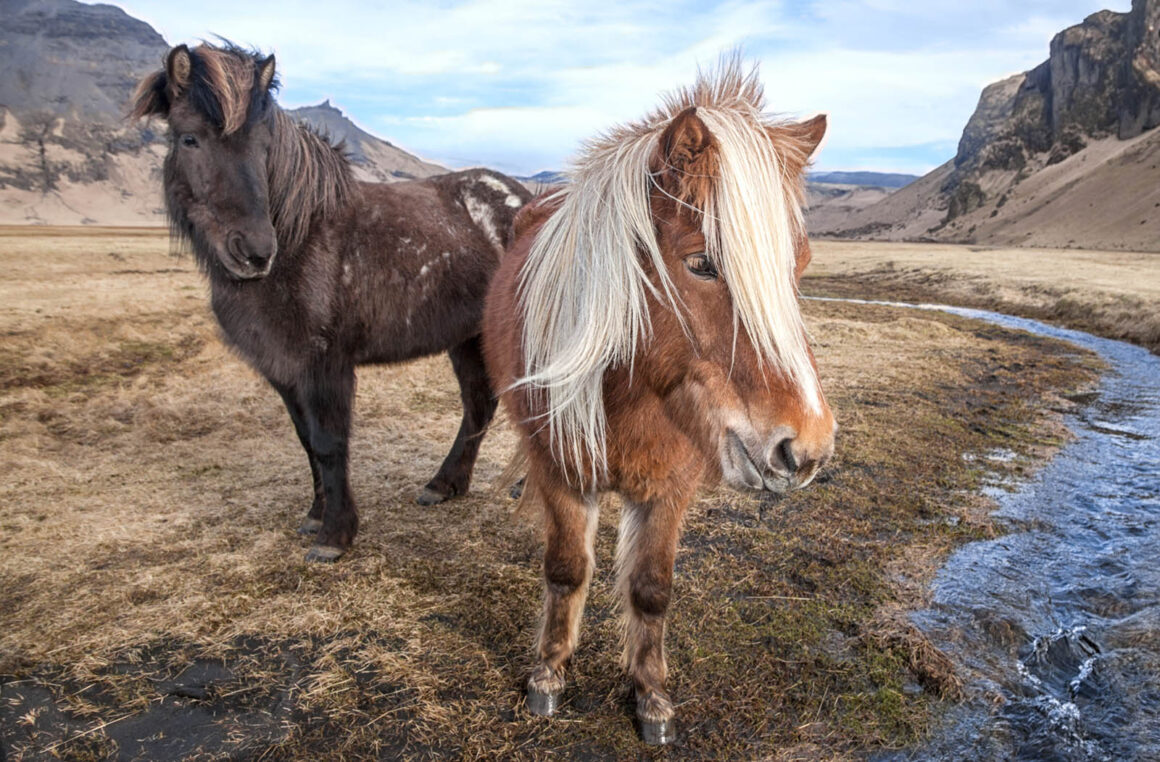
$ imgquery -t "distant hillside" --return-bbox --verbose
[287,101,445,183]
[815,0,1160,251]
[516,170,568,185]
[0,0,169,224]
[808,171,917,188]
[0,0,448,225]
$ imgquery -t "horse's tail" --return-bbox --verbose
[493,443,536,516]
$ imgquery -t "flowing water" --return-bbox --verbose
[830,302,1160,761]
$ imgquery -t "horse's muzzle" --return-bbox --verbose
[224,230,277,280]
[721,428,829,493]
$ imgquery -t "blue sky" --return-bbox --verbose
[107,0,1131,176]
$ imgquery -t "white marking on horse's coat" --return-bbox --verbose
[477,174,524,209]
[341,262,353,286]
[464,193,502,251]
[419,264,430,277]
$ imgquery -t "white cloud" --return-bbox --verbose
[104,0,1134,174]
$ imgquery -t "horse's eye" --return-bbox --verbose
[180,134,199,148]
[684,252,718,280]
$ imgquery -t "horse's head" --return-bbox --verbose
[131,44,280,280]
[640,106,835,494]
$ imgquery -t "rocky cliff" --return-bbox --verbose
[287,101,444,183]
[0,0,169,221]
[814,0,1160,251]
[0,0,446,225]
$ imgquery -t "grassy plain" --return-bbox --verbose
[0,229,1099,759]
[806,239,1160,353]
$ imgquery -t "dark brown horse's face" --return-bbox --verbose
[639,109,835,494]
[133,45,279,280]
[164,101,278,280]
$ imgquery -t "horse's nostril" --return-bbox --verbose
[776,438,797,473]
[226,232,246,261]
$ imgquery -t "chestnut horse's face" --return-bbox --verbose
[639,110,835,494]
[133,45,279,280]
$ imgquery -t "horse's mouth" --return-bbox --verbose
[721,429,792,494]
[223,232,275,280]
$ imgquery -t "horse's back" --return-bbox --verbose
[342,170,529,365]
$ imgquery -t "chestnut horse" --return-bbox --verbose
[483,61,836,743]
[132,43,529,562]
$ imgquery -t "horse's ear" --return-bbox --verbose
[659,107,711,173]
[258,54,277,91]
[772,114,828,171]
[167,45,192,93]
[655,107,716,200]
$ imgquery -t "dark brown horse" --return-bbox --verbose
[132,43,530,562]
[483,60,836,743]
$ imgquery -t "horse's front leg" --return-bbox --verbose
[617,497,686,745]
[298,361,358,563]
[272,382,325,534]
[527,479,599,716]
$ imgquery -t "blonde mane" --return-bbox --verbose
[515,57,820,485]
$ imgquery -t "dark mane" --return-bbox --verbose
[267,109,352,254]
[131,42,275,134]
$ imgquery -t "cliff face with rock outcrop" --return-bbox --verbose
[812,0,1160,251]
[0,0,170,222]
[0,0,445,225]
[287,101,445,184]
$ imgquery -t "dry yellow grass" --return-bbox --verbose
[0,229,1098,759]
[807,239,1160,352]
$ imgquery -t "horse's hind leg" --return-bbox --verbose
[274,382,325,534]
[298,361,359,563]
[417,334,498,505]
[527,481,598,716]
[616,498,684,745]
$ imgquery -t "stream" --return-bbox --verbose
[825,301,1160,761]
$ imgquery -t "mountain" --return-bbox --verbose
[808,171,918,189]
[0,0,169,224]
[0,0,446,225]
[515,170,569,187]
[287,101,444,183]
[814,0,1160,251]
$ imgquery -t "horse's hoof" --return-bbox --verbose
[638,717,676,746]
[297,518,322,535]
[526,687,560,717]
[636,690,675,745]
[526,663,564,716]
[415,487,450,506]
[508,477,525,500]
[304,544,345,563]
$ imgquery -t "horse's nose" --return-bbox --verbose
[228,231,275,272]
[769,435,832,489]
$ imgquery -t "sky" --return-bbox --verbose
[106,0,1132,177]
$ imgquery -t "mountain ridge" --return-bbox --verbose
[813,0,1160,251]
[0,0,447,225]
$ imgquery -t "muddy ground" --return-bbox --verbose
[0,229,1100,760]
